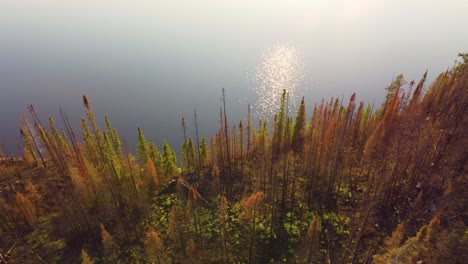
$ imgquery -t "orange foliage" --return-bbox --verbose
[147,158,159,188]
[241,191,264,220]
[81,249,94,264]
[23,147,36,167]
[25,182,41,201]
[168,204,180,243]
[15,192,37,225]
[145,227,163,262]
[306,213,320,241]
[100,223,118,257]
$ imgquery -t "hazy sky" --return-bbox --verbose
[1,1,467,153]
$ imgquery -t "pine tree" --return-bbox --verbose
[240,192,265,263]
[100,223,119,262]
[20,127,38,167]
[82,95,106,163]
[382,223,405,250]
[284,116,292,153]
[15,192,37,225]
[148,158,159,191]
[81,249,94,264]
[292,96,306,153]
[199,135,207,167]
[81,117,99,167]
[247,104,252,155]
[182,137,196,171]
[238,120,244,158]
[104,115,122,157]
[145,227,164,263]
[137,126,150,164]
[168,204,181,248]
[409,70,428,107]
[49,117,67,161]
[23,147,36,166]
[383,74,405,108]
[162,140,177,177]
[148,139,162,169]
[21,114,46,167]
[272,89,287,158]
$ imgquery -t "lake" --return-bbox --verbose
[1,1,467,156]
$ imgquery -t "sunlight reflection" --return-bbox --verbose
[252,43,304,119]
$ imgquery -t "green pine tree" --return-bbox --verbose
[292,96,306,153]
[137,126,149,164]
[162,140,177,177]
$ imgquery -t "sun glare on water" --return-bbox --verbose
[252,43,304,119]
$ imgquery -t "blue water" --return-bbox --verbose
[1,2,467,156]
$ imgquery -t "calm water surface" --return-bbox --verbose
[1,1,467,155]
